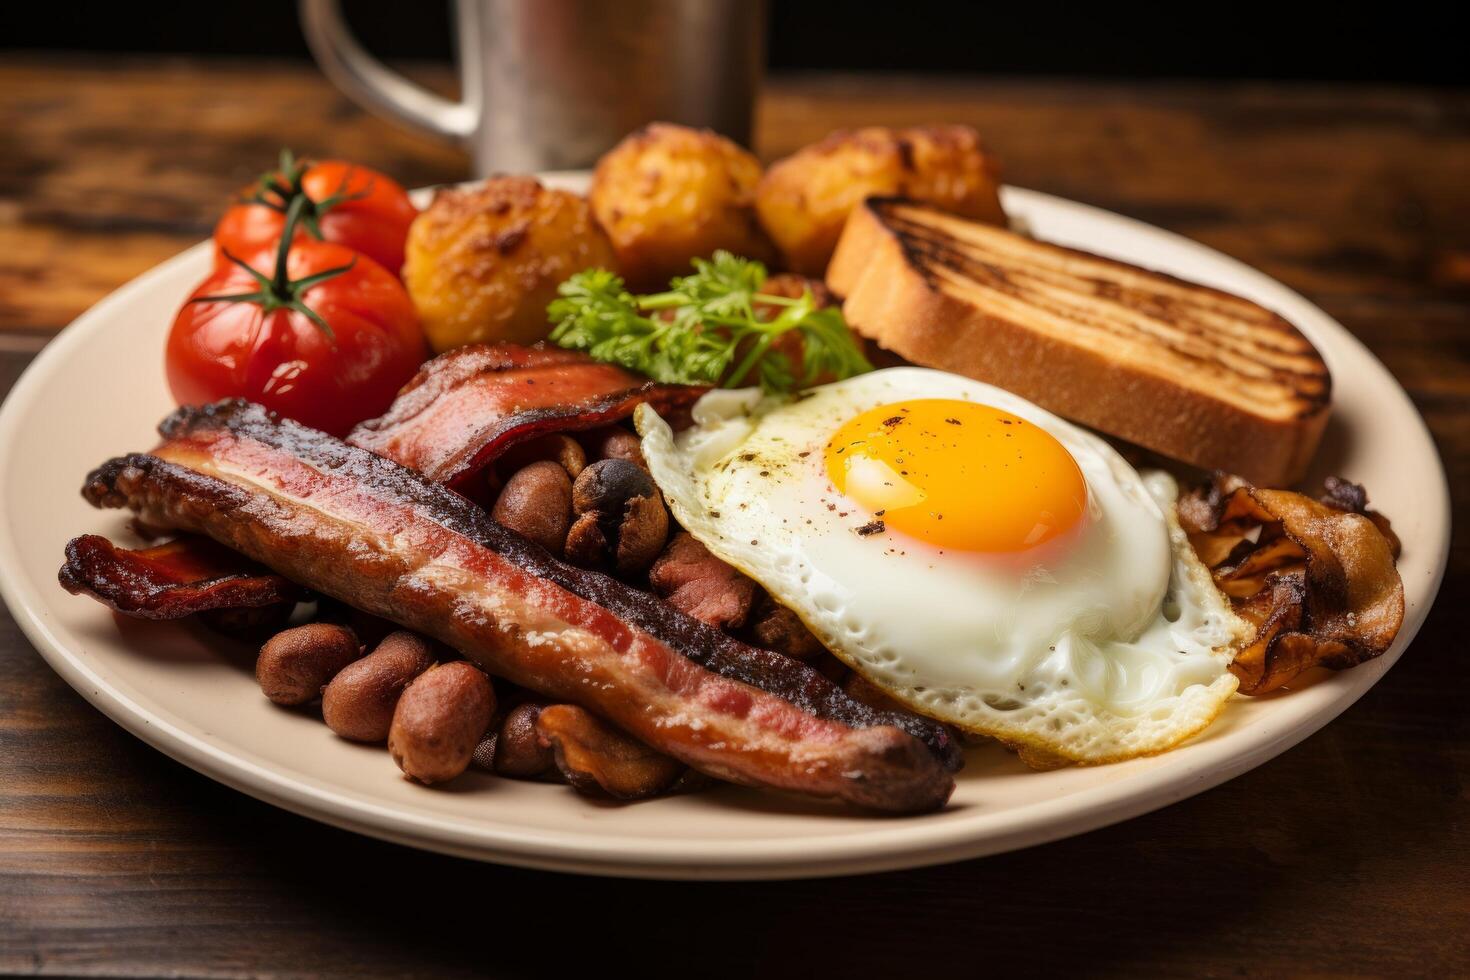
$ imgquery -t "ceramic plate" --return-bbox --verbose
[0,177,1448,879]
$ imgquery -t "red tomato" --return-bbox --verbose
[169,234,427,437]
[213,157,417,274]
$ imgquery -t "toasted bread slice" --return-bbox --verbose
[826,199,1331,486]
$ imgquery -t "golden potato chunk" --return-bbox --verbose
[589,123,774,290]
[405,177,615,353]
[756,125,1007,276]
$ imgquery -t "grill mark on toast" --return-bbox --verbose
[884,210,1329,419]
[922,252,1326,419]
[919,253,1314,415]
[892,214,1320,373]
[911,232,1320,390]
[889,205,1319,358]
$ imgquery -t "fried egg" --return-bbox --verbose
[635,368,1248,764]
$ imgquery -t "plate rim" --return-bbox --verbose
[0,184,1449,880]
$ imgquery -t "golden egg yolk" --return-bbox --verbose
[823,399,1088,552]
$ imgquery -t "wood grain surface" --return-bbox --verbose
[1,55,1466,978]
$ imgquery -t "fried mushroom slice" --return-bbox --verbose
[1180,475,1404,695]
[566,458,669,574]
[535,704,685,800]
[1320,475,1402,557]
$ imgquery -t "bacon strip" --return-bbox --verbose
[80,401,956,812]
[347,344,706,492]
[59,534,303,619]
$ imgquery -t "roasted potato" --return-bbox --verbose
[589,123,775,290]
[405,177,615,353]
[755,125,1007,276]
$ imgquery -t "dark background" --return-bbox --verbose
[1,2,1463,84]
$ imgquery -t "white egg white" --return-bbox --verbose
[635,368,1248,764]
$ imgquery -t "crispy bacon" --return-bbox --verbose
[78,401,957,811]
[347,344,706,492]
[59,534,303,620]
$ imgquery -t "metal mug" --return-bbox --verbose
[299,0,765,174]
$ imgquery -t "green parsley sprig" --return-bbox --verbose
[546,251,871,392]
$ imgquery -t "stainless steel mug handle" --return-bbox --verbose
[298,0,480,144]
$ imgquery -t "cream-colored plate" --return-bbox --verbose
[0,177,1448,879]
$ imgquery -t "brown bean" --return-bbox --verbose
[492,461,573,554]
[499,433,586,478]
[582,427,645,468]
[494,702,555,779]
[322,631,436,742]
[256,623,361,706]
[388,662,496,784]
[535,704,684,800]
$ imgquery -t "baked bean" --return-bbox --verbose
[572,458,655,515]
[388,662,496,784]
[256,623,361,706]
[322,631,436,742]
[582,426,645,468]
[492,460,573,554]
[494,702,555,779]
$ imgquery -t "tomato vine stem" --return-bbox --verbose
[189,194,353,346]
[244,149,373,241]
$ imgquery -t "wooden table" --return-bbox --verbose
[2,56,1466,977]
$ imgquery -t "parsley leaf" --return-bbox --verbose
[547,252,871,392]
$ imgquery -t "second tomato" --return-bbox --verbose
[214,154,418,275]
